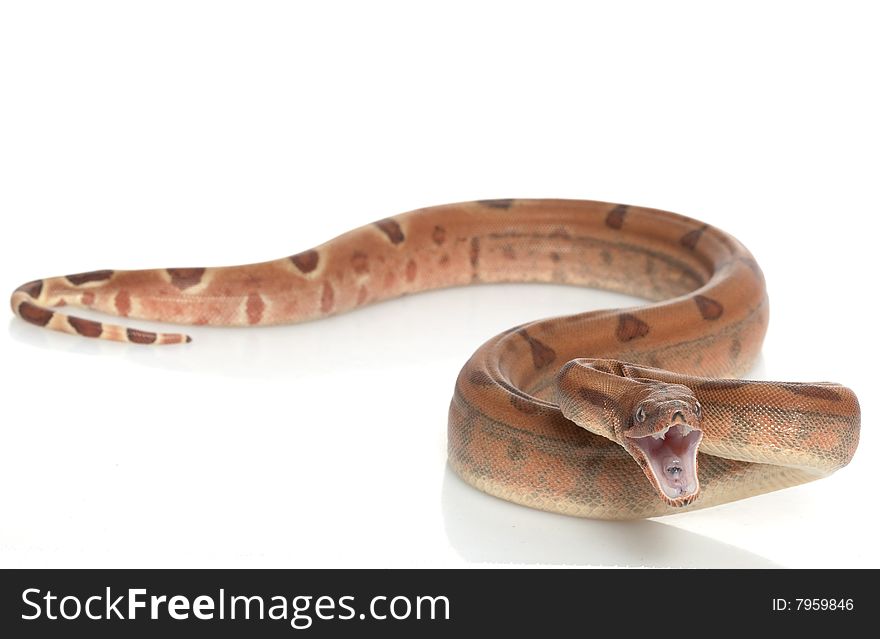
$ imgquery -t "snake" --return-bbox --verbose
[10,199,860,519]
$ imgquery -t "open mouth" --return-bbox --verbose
[628,423,703,501]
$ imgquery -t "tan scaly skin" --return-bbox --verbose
[10,199,860,519]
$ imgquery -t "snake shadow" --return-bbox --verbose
[440,465,779,568]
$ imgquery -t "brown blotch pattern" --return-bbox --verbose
[351,251,370,274]
[477,199,514,209]
[66,269,113,286]
[375,218,405,244]
[729,336,742,361]
[432,225,446,245]
[438,254,450,267]
[246,292,265,325]
[782,384,842,402]
[320,282,335,313]
[517,329,557,369]
[114,290,131,317]
[127,328,157,344]
[680,225,707,250]
[17,279,43,299]
[506,439,528,460]
[549,252,561,262]
[68,316,103,338]
[605,204,628,230]
[694,295,724,320]
[405,258,418,283]
[509,394,540,415]
[469,237,481,270]
[616,313,649,342]
[18,301,53,326]
[291,249,320,274]
[167,267,205,290]
[501,244,517,260]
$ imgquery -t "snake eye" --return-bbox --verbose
[694,402,702,417]
[635,406,646,423]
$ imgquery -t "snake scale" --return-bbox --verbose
[11,199,860,519]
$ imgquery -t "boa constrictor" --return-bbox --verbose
[11,199,860,519]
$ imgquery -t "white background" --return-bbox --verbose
[0,1,877,568]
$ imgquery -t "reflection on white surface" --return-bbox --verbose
[440,465,779,568]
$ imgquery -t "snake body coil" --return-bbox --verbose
[11,199,859,519]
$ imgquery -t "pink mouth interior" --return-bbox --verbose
[629,424,702,500]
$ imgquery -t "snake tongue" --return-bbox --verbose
[628,423,702,502]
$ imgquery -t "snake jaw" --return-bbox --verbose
[627,422,703,505]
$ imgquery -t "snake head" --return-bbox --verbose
[621,381,704,507]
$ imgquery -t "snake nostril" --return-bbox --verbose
[672,410,685,422]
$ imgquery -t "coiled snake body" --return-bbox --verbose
[11,199,860,519]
